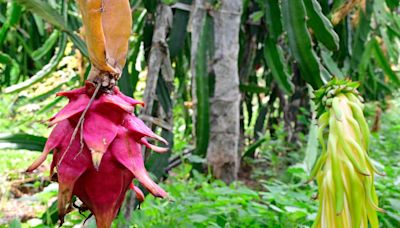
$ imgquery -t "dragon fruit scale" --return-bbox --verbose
[27,81,168,228]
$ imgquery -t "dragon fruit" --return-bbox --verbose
[27,81,168,228]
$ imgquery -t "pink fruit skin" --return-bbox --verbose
[27,82,167,228]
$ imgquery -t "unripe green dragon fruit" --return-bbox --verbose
[27,82,168,228]
[310,79,383,228]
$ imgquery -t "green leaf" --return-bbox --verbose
[41,200,58,226]
[332,0,346,11]
[385,0,399,10]
[187,154,206,164]
[118,65,135,97]
[358,39,375,83]
[14,0,88,57]
[68,32,89,58]
[15,0,66,29]
[239,84,268,94]
[242,138,266,158]
[253,104,268,140]
[372,38,400,86]
[4,0,71,93]
[8,219,22,228]
[321,49,344,79]
[303,118,318,173]
[388,198,400,211]
[168,3,190,58]
[0,1,22,45]
[32,13,45,36]
[386,211,400,223]
[250,11,264,23]
[0,51,21,84]
[4,32,67,93]
[263,0,283,41]
[124,10,146,95]
[144,0,158,14]
[0,133,46,151]
[15,31,34,56]
[317,0,330,14]
[264,36,293,94]
[37,96,63,115]
[304,0,339,50]
[351,1,373,70]
[281,0,323,89]
[31,30,59,61]
[269,204,284,213]
[193,13,212,157]
[7,1,23,26]
[334,17,352,65]
[156,76,173,118]
[24,83,64,104]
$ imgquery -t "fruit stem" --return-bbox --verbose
[88,67,119,90]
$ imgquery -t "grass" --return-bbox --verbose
[0,150,39,175]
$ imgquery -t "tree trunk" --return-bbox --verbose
[207,0,242,183]
[191,0,242,183]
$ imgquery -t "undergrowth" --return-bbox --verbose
[1,97,399,227]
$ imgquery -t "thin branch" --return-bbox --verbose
[57,83,101,167]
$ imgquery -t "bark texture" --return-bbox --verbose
[140,5,173,121]
[192,0,242,183]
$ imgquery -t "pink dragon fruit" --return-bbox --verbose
[27,81,167,228]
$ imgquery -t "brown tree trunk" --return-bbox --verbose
[191,0,242,183]
[206,0,242,183]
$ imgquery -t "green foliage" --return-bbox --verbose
[126,99,400,227]
[368,98,400,226]
[168,1,191,58]
[1,0,399,150]
[193,13,212,157]
[4,32,67,93]
[0,1,22,45]
[8,219,21,228]
[263,36,293,94]
[304,0,339,51]
[128,165,314,228]
[31,30,59,61]
[14,0,88,56]
[262,0,282,42]
[0,133,46,151]
[0,0,400,227]
[281,0,324,89]
[0,150,39,175]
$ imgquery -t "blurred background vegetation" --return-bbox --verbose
[0,0,400,227]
